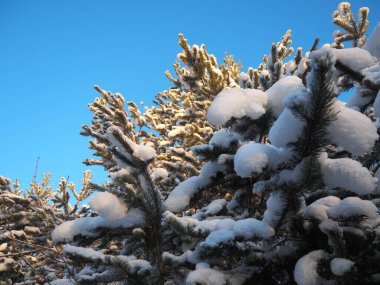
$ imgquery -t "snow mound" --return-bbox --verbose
[207,88,267,126]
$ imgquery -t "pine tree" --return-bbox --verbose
[50,2,380,285]
[0,172,93,284]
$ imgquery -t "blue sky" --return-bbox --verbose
[0,0,379,190]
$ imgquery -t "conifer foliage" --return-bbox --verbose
[2,2,380,284]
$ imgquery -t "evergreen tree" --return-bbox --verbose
[0,172,93,284]
[12,2,379,284]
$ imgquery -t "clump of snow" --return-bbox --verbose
[319,219,340,235]
[294,56,310,77]
[64,245,104,261]
[330,258,355,277]
[163,211,199,234]
[89,192,127,220]
[133,144,156,162]
[285,60,297,74]
[364,22,380,59]
[362,64,380,85]
[346,90,373,109]
[278,159,307,184]
[194,218,235,234]
[294,250,330,285]
[239,72,253,88]
[327,197,379,219]
[268,108,306,148]
[106,126,156,163]
[205,199,227,215]
[327,101,378,156]
[52,208,144,243]
[233,218,275,240]
[64,245,153,275]
[202,229,235,247]
[319,153,377,195]
[165,175,209,213]
[234,142,291,177]
[304,196,341,221]
[197,217,274,248]
[263,192,286,228]
[266,76,306,118]
[151,167,169,181]
[209,129,240,148]
[165,162,225,212]
[186,267,227,285]
[207,88,268,126]
[334,47,376,72]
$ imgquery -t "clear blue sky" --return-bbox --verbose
[1,0,379,190]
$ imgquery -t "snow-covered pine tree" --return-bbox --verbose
[52,2,380,285]
[0,172,93,284]
[163,4,380,285]
[129,34,242,195]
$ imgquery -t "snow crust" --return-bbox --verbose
[266,76,306,118]
[52,208,144,243]
[207,88,268,126]
[330,258,354,277]
[327,101,378,156]
[89,192,127,220]
[319,153,377,195]
[234,142,291,178]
